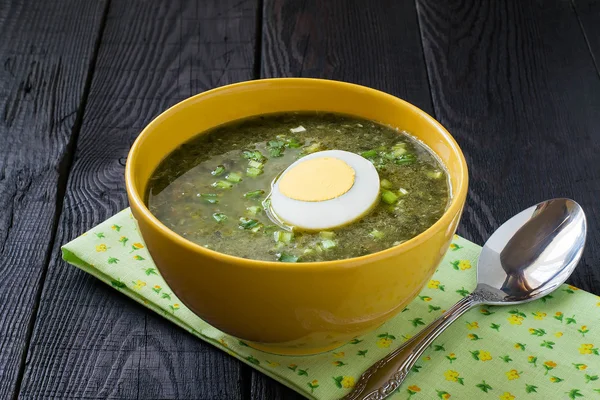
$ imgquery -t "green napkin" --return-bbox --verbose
[63,209,600,400]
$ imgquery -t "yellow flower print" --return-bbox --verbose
[407,385,421,397]
[308,379,319,393]
[499,393,515,400]
[596,302,600,307]
[169,303,180,312]
[479,350,492,361]
[95,244,108,252]
[132,242,144,249]
[444,370,464,384]
[543,361,557,375]
[505,370,520,380]
[579,325,590,336]
[333,376,355,389]
[555,332,563,338]
[574,363,587,370]
[449,243,461,251]
[466,321,479,330]
[459,260,471,270]
[423,356,431,361]
[533,312,547,320]
[567,285,579,291]
[219,338,228,348]
[266,361,279,367]
[428,280,440,289]
[376,333,396,348]
[508,315,524,325]
[579,343,599,355]
[132,280,146,290]
[333,352,345,358]
[550,376,562,383]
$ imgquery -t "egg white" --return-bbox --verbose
[270,150,380,231]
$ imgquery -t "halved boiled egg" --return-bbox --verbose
[270,150,380,231]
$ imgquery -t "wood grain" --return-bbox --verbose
[19,0,258,398]
[257,0,433,397]
[0,1,107,398]
[573,0,600,77]
[416,0,600,293]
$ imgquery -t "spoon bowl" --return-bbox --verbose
[345,198,587,400]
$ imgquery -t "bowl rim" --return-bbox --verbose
[125,77,469,270]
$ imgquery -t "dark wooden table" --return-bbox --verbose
[2,0,600,398]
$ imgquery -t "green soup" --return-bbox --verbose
[146,112,450,262]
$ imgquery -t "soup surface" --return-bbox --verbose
[147,112,449,262]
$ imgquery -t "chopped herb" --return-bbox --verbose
[246,167,263,177]
[212,180,234,189]
[212,213,228,222]
[250,224,263,233]
[242,150,265,162]
[278,252,299,262]
[319,231,335,239]
[211,165,225,176]
[248,159,264,169]
[286,137,303,148]
[246,206,262,215]
[301,142,321,155]
[274,231,294,243]
[361,149,378,159]
[427,170,443,179]
[199,193,219,204]
[369,229,385,240]
[380,179,393,189]
[398,188,409,195]
[321,239,337,249]
[239,218,259,230]
[244,189,265,198]
[225,172,243,183]
[394,153,416,165]
[381,190,399,204]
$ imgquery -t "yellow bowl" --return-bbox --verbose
[126,78,468,355]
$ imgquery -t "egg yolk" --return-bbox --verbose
[278,157,356,202]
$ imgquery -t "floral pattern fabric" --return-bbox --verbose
[62,209,600,400]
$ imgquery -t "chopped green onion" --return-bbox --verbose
[278,252,299,262]
[244,189,265,198]
[398,188,409,195]
[225,172,243,183]
[269,147,284,157]
[239,218,259,230]
[212,213,228,223]
[251,223,263,233]
[382,190,399,205]
[199,193,219,204]
[319,231,335,239]
[321,239,337,249]
[268,140,285,148]
[369,229,385,240]
[303,248,316,256]
[212,180,233,189]
[290,126,306,133]
[361,149,378,159]
[248,159,264,169]
[391,147,407,157]
[242,150,265,162]
[427,170,443,179]
[394,154,416,165]
[211,165,225,176]
[301,142,321,155]
[274,231,294,243]
[380,179,393,189]
[246,167,263,177]
[286,137,303,148]
[246,206,262,215]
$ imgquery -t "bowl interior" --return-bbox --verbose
[128,78,467,259]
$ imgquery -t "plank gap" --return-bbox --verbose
[570,0,600,79]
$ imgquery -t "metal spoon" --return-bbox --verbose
[344,198,587,400]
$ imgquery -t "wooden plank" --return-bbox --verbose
[256,0,433,397]
[0,1,108,398]
[573,0,600,77]
[416,0,600,292]
[19,0,258,398]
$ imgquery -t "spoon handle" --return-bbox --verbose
[343,293,482,400]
